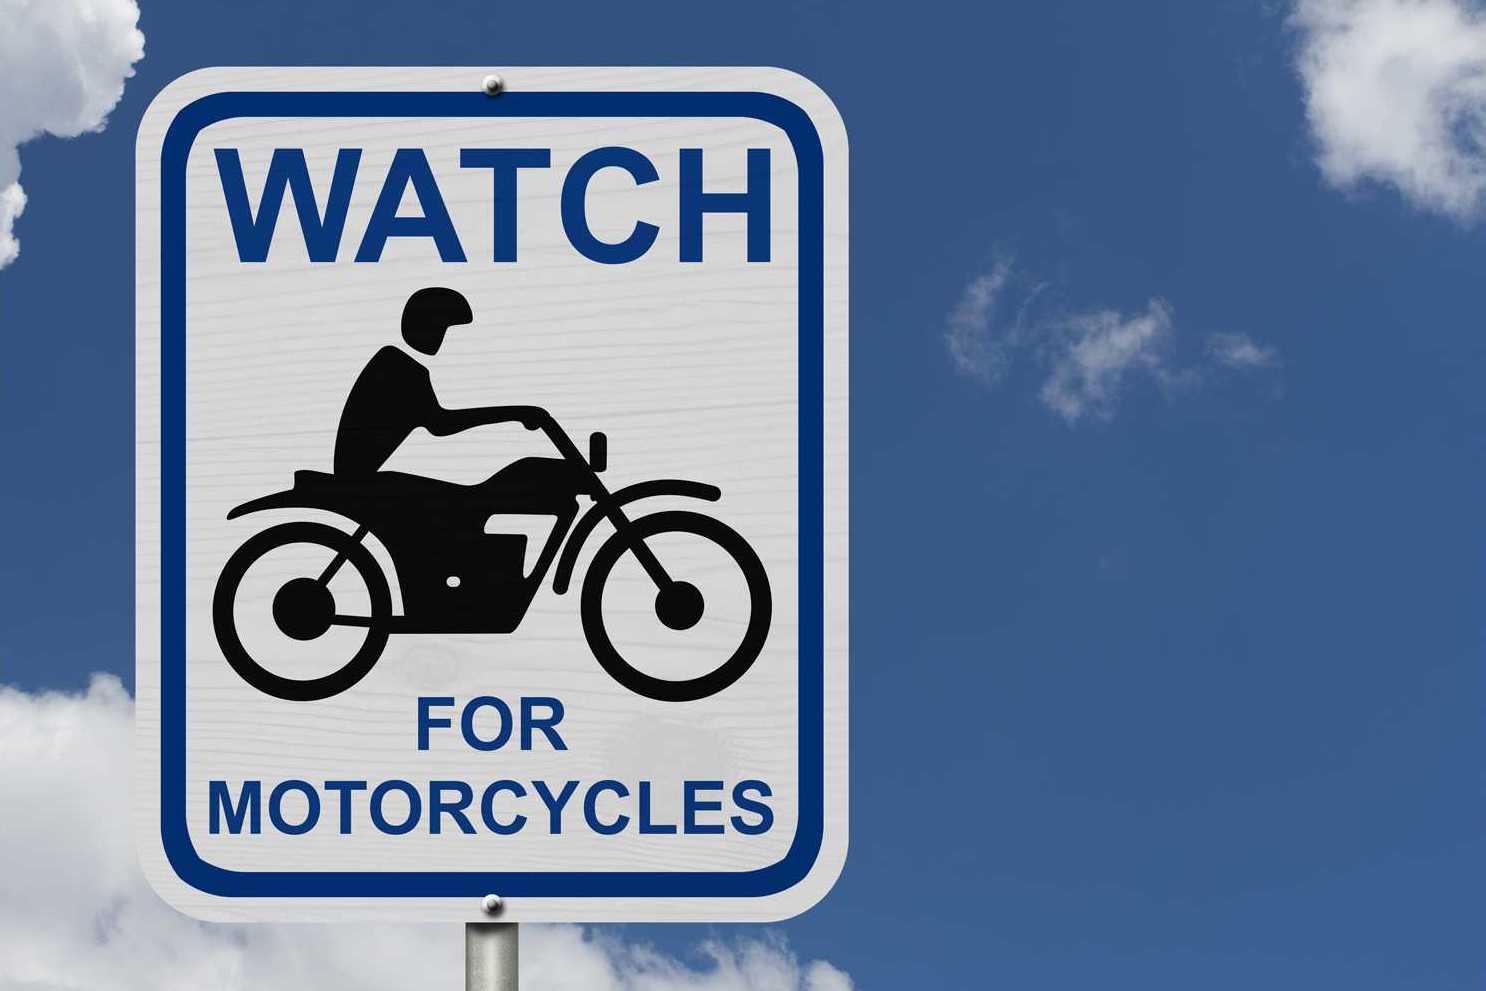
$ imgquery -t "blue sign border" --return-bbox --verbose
[158,90,826,899]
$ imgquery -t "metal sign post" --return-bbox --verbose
[466,921,517,991]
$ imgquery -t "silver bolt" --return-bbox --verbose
[482,74,504,97]
[481,893,503,914]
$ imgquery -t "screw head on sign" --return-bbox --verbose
[482,74,504,97]
[482,893,503,915]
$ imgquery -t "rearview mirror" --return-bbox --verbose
[589,431,607,473]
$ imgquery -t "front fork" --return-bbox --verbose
[542,421,678,593]
[552,421,674,594]
[593,496,674,590]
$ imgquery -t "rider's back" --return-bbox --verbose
[333,345,437,476]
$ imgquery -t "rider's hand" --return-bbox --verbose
[519,408,549,431]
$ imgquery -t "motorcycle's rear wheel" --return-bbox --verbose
[580,510,772,702]
[213,521,392,702]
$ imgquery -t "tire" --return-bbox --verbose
[213,521,392,702]
[580,510,771,702]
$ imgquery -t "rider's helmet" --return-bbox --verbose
[402,287,473,355]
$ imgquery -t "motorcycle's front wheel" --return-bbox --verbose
[580,510,772,702]
[213,521,392,702]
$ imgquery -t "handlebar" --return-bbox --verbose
[527,414,575,454]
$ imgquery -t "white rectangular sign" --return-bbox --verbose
[135,67,847,922]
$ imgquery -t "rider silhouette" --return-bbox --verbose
[216,289,772,700]
[333,287,547,477]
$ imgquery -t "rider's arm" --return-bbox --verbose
[425,404,548,437]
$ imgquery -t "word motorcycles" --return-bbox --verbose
[208,776,775,837]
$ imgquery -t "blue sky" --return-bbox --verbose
[0,0,1483,988]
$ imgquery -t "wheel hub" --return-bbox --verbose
[655,580,705,631]
[273,577,334,640]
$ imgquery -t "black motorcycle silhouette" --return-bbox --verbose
[212,419,772,704]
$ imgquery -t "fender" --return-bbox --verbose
[552,479,720,594]
[227,470,391,521]
[227,489,315,520]
[221,493,406,615]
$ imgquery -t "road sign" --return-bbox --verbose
[135,67,847,922]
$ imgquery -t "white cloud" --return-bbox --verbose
[946,260,1042,386]
[1208,332,1279,370]
[946,262,1277,424]
[1292,0,1486,220]
[1038,300,1181,424]
[0,677,853,991]
[0,184,25,269]
[0,0,145,269]
[946,265,1015,385]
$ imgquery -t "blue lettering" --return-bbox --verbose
[679,148,770,262]
[583,780,630,835]
[730,779,774,835]
[461,696,514,751]
[560,146,660,264]
[417,696,454,750]
[638,780,676,834]
[370,779,422,834]
[480,780,529,835]
[532,779,579,834]
[208,779,261,834]
[459,148,551,261]
[215,148,361,263]
[355,148,467,262]
[683,779,725,835]
[268,779,321,835]
[429,780,476,835]
[324,779,367,834]
[520,696,567,750]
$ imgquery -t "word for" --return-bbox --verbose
[416,695,568,752]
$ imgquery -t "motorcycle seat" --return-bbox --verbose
[293,470,339,488]
[292,469,470,500]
